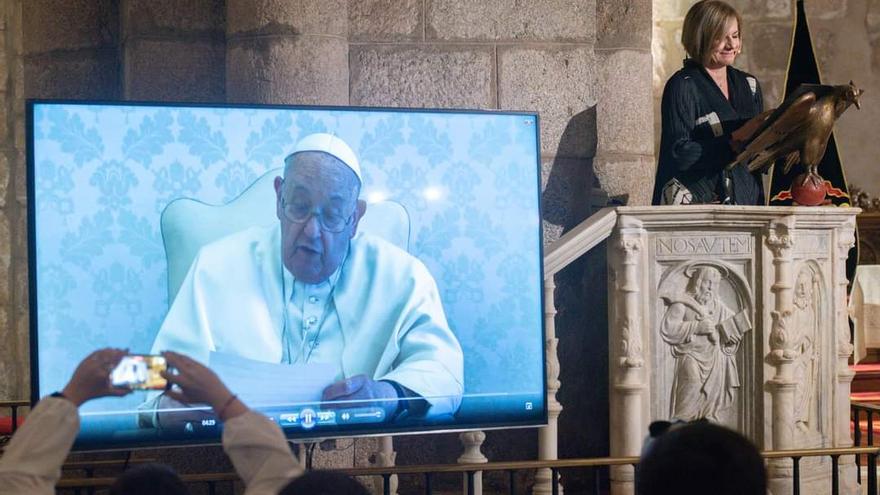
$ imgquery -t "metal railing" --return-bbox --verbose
[0,400,29,453]
[0,398,874,493]
[51,446,880,495]
[853,401,880,447]
[0,400,29,433]
[3,393,877,494]
[853,401,880,491]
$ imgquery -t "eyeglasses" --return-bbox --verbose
[280,199,355,233]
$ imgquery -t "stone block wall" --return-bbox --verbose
[653,0,880,197]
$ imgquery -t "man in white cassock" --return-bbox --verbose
[146,133,464,424]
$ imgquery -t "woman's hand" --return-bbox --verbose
[731,109,774,151]
[160,351,247,421]
[61,348,132,406]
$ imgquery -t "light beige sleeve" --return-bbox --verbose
[222,410,303,495]
[0,397,79,495]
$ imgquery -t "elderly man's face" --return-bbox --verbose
[693,269,720,305]
[274,152,364,284]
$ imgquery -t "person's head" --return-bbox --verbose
[279,470,370,495]
[109,463,188,495]
[687,265,721,305]
[681,1,743,69]
[274,134,367,284]
[637,421,766,495]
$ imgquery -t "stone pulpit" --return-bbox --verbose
[606,206,858,495]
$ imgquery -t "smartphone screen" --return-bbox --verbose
[110,355,167,390]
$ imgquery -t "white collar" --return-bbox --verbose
[281,251,346,302]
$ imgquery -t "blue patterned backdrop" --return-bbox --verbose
[31,103,544,413]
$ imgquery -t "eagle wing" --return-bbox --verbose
[730,91,816,173]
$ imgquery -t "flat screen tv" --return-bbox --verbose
[27,100,546,449]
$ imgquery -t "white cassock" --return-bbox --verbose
[151,225,464,416]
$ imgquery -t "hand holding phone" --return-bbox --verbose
[111,354,168,390]
[60,348,132,406]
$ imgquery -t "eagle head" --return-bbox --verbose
[844,80,864,110]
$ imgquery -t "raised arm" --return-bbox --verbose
[0,348,130,495]
[161,351,302,495]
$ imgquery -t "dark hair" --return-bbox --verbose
[109,462,188,495]
[279,470,370,495]
[637,421,766,495]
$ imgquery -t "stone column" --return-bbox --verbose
[609,216,647,495]
[121,0,225,102]
[536,276,563,494]
[22,0,120,100]
[226,0,349,105]
[0,0,24,402]
[595,0,654,206]
[834,222,857,495]
[835,224,857,442]
[765,216,798,494]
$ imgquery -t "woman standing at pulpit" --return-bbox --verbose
[653,0,770,206]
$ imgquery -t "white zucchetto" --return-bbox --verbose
[290,133,362,184]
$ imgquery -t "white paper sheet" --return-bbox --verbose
[208,351,337,408]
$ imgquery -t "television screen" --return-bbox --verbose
[28,100,546,449]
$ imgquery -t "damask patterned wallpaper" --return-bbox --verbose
[31,103,544,412]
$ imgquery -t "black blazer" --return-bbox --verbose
[653,59,764,205]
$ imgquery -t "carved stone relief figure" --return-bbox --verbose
[659,265,753,423]
[792,267,820,433]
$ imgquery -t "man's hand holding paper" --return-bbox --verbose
[321,374,399,418]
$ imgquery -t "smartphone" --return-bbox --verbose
[110,354,168,390]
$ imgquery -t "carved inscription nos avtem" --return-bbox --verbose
[655,235,752,257]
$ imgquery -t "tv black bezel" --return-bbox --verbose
[26,98,548,451]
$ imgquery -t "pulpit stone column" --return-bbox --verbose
[608,215,648,495]
[834,228,857,494]
[764,217,798,492]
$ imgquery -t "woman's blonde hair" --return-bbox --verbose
[681,1,742,66]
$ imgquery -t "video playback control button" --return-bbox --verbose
[278,409,337,429]
[336,407,385,424]
[278,407,385,429]
[279,408,317,429]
